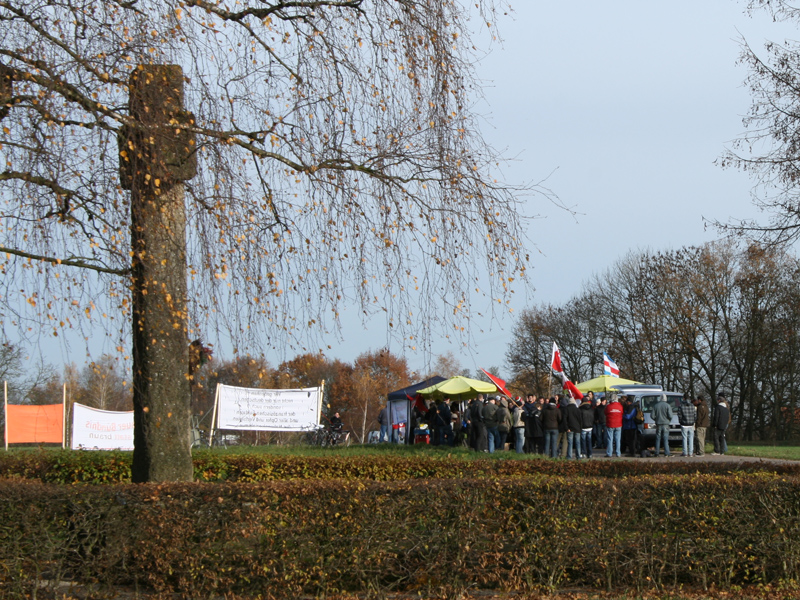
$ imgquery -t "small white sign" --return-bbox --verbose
[71,403,134,450]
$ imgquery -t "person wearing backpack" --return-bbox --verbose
[678,392,697,457]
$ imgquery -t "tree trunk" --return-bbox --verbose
[124,65,196,482]
[361,394,368,445]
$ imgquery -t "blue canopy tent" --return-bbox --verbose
[388,376,447,401]
[386,376,446,443]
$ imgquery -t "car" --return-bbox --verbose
[611,384,683,451]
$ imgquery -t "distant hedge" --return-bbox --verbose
[1,473,800,598]
[1,449,799,483]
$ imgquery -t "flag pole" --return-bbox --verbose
[62,382,66,450]
[209,383,221,448]
[318,380,325,425]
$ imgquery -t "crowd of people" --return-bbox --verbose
[392,391,733,458]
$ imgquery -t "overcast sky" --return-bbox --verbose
[309,1,798,378]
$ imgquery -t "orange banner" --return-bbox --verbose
[6,404,63,444]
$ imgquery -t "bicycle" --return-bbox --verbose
[304,426,351,447]
[191,428,231,448]
[329,428,351,447]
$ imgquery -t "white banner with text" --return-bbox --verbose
[71,403,134,450]
[216,384,322,431]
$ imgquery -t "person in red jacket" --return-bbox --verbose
[604,393,624,457]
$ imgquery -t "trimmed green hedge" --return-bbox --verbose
[1,449,800,483]
[1,473,799,598]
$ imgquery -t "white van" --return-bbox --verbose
[612,384,683,450]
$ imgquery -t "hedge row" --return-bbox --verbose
[2,473,799,598]
[1,449,799,483]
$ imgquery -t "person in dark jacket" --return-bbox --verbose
[678,392,697,457]
[621,396,639,457]
[468,395,487,452]
[712,394,731,455]
[378,405,390,443]
[435,397,453,446]
[694,395,710,456]
[523,394,543,453]
[425,401,439,445]
[482,396,500,453]
[579,397,595,458]
[495,398,513,451]
[564,398,583,459]
[557,395,570,457]
[541,397,561,458]
[594,396,607,449]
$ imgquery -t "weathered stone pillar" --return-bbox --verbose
[120,64,197,482]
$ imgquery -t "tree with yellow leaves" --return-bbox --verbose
[0,0,534,480]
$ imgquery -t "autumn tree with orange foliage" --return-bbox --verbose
[343,349,411,443]
[277,353,355,424]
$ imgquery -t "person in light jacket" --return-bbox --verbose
[511,398,526,454]
[651,394,674,457]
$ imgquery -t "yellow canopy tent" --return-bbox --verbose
[575,375,642,393]
[417,376,497,400]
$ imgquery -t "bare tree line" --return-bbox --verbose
[507,240,800,442]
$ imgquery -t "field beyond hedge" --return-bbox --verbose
[1,447,800,599]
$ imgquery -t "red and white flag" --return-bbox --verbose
[550,342,583,400]
[481,368,512,398]
[603,352,620,377]
[561,376,584,401]
[550,342,564,375]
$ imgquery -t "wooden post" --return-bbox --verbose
[209,384,221,448]
[62,382,66,450]
[120,64,197,482]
